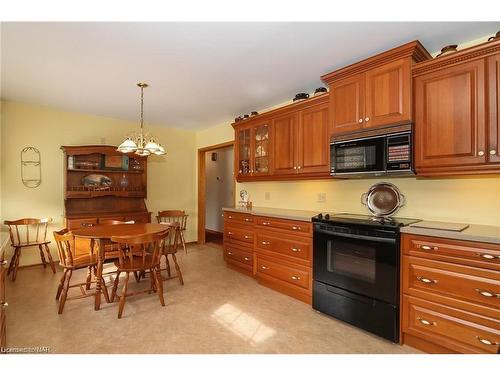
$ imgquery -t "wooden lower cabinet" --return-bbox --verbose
[401,234,500,353]
[0,243,6,352]
[223,212,313,304]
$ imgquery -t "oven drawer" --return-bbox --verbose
[256,254,310,290]
[224,246,253,266]
[255,231,311,264]
[403,256,500,311]
[403,295,500,354]
[403,234,500,271]
[224,225,254,245]
[255,216,312,236]
[223,211,254,226]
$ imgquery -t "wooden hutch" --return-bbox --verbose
[61,145,151,230]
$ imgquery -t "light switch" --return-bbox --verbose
[265,192,271,200]
[317,193,326,203]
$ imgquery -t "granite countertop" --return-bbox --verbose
[401,221,500,245]
[222,206,317,222]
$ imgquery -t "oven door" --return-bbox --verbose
[331,136,385,175]
[313,226,399,304]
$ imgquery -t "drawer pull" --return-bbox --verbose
[82,222,95,227]
[244,235,251,239]
[244,218,251,222]
[417,317,436,326]
[291,275,301,281]
[420,245,438,251]
[244,257,250,261]
[228,215,233,219]
[291,226,301,230]
[291,248,301,252]
[417,276,437,284]
[475,288,500,298]
[476,336,500,346]
[0,302,8,309]
[227,231,233,235]
[261,265,270,270]
[477,253,499,260]
[227,251,233,255]
[262,222,271,226]
[261,241,271,245]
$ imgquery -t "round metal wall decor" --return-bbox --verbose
[21,146,42,188]
[361,182,406,217]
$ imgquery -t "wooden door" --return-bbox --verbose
[414,59,487,169]
[235,126,252,178]
[297,103,330,174]
[488,53,500,163]
[329,74,364,135]
[252,122,271,176]
[364,58,411,128]
[0,244,6,352]
[272,112,298,175]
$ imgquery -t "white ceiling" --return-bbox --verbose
[1,22,499,130]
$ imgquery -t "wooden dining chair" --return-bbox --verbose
[110,230,169,319]
[53,229,110,314]
[97,220,135,260]
[160,223,184,285]
[4,218,56,281]
[157,210,188,253]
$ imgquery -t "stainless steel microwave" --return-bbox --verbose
[330,131,413,177]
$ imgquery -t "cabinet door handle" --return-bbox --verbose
[262,222,271,226]
[0,302,8,309]
[291,226,301,230]
[475,288,500,298]
[420,245,438,251]
[365,117,370,122]
[358,119,363,123]
[291,275,300,281]
[416,276,437,284]
[476,336,500,346]
[291,247,301,252]
[478,150,485,156]
[244,257,250,261]
[297,166,301,170]
[477,252,499,260]
[227,231,233,235]
[261,241,270,245]
[417,317,436,326]
[293,166,297,170]
[261,265,270,270]
[227,251,233,255]
[489,150,497,155]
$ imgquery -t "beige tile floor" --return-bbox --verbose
[5,243,419,354]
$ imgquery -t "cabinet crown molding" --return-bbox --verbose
[321,40,431,84]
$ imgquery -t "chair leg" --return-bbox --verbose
[85,267,92,290]
[111,271,121,302]
[58,269,72,314]
[154,267,165,307]
[118,272,130,319]
[38,245,47,268]
[133,271,140,282]
[56,270,67,300]
[100,275,111,303]
[172,253,184,285]
[11,247,22,281]
[180,231,187,253]
[7,248,19,276]
[44,244,57,274]
[165,256,171,277]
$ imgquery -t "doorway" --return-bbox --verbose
[197,141,234,245]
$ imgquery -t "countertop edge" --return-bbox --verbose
[222,207,314,222]
[400,226,500,245]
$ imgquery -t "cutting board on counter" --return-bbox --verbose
[410,221,469,232]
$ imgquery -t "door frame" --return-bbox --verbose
[197,140,234,245]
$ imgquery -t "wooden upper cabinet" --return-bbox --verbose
[297,103,330,174]
[272,112,298,175]
[488,52,500,163]
[252,122,271,176]
[235,125,252,178]
[329,74,364,134]
[414,60,487,169]
[364,58,410,128]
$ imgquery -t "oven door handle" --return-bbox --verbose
[315,229,396,244]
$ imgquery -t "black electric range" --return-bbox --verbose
[311,213,420,342]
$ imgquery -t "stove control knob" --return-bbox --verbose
[325,214,330,220]
[318,213,323,219]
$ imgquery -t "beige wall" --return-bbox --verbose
[1,100,197,265]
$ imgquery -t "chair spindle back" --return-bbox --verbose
[4,218,52,246]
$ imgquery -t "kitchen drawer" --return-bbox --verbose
[224,225,254,245]
[255,254,310,291]
[255,216,312,236]
[224,246,253,267]
[403,256,500,311]
[403,295,500,354]
[223,211,254,226]
[125,213,150,223]
[403,234,500,271]
[66,217,98,230]
[255,230,311,265]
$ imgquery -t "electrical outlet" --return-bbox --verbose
[265,192,271,200]
[317,193,326,203]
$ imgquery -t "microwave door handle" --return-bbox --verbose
[316,229,396,244]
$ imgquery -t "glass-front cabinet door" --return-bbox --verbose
[237,126,252,177]
[252,123,270,175]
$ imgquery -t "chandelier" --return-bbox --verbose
[117,82,166,156]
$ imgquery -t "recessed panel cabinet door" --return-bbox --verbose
[0,246,6,351]
[329,74,364,135]
[272,112,298,175]
[297,104,330,174]
[488,53,500,164]
[364,58,411,128]
[414,59,487,169]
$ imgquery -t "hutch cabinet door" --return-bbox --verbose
[414,59,487,169]
[329,73,364,135]
[252,122,271,176]
[297,103,330,174]
[364,58,411,129]
[488,53,500,164]
[272,112,298,175]
[236,126,253,178]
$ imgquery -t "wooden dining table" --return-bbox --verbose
[72,223,171,310]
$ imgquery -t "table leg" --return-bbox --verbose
[94,239,105,311]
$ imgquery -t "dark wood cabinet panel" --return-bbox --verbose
[488,53,500,163]
[329,74,364,135]
[365,58,410,128]
[271,112,298,175]
[414,59,487,169]
[297,103,330,174]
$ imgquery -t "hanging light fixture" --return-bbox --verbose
[117,82,166,156]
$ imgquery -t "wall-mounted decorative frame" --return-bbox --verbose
[21,146,42,188]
